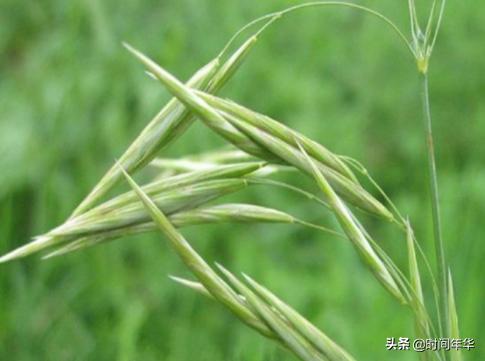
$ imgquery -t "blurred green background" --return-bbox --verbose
[0,1,483,360]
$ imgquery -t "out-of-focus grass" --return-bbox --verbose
[0,1,483,360]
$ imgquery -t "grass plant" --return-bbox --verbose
[1,1,467,361]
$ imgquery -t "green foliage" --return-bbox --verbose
[0,1,483,360]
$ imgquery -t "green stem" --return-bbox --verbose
[421,74,448,342]
[219,1,415,59]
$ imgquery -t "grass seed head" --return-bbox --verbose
[406,220,431,340]
[447,270,462,361]
[125,43,281,163]
[217,264,324,361]
[53,179,249,238]
[42,203,306,258]
[120,166,274,336]
[197,91,357,183]
[244,274,356,361]
[221,111,393,221]
[71,30,264,218]
[0,179,248,263]
[70,57,220,218]
[207,35,258,93]
[77,162,263,219]
[297,141,405,303]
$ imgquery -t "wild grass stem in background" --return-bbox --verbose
[408,0,449,345]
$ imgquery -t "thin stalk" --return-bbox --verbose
[246,178,330,209]
[421,74,448,340]
[429,0,447,52]
[219,1,414,59]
